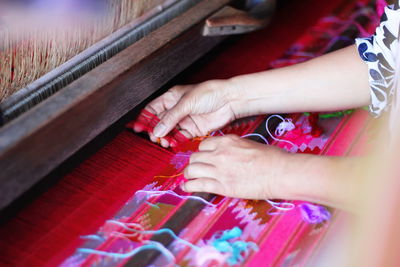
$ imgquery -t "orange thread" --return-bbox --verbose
[193,134,212,141]
[154,172,184,179]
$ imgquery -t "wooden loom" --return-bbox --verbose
[0,0,279,210]
[0,0,380,266]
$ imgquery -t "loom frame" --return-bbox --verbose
[0,0,233,210]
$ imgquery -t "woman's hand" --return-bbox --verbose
[182,135,288,199]
[134,80,240,147]
[182,134,358,208]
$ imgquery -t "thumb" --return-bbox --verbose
[153,101,189,138]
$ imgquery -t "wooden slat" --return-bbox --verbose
[0,0,231,210]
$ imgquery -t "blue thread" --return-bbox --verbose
[211,227,258,266]
[107,220,200,250]
[145,201,160,209]
[78,240,175,262]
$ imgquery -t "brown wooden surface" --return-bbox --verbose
[0,0,231,210]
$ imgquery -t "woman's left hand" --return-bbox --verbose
[182,134,289,199]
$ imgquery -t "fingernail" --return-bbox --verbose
[153,123,167,137]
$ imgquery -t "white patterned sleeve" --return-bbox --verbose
[355,1,400,117]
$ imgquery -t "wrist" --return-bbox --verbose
[224,76,252,118]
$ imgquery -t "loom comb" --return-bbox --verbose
[0,0,202,123]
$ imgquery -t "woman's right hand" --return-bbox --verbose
[134,80,240,147]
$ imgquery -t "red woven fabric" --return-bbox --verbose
[126,109,190,149]
[0,0,355,266]
[0,133,174,266]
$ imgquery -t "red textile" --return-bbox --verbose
[126,109,190,149]
[0,0,355,266]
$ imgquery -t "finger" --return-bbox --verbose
[198,136,225,151]
[184,162,216,180]
[144,104,158,115]
[189,151,213,164]
[153,99,189,138]
[149,132,159,143]
[160,138,170,148]
[177,128,193,140]
[182,178,222,194]
[178,116,205,137]
[144,93,173,116]
[132,122,144,133]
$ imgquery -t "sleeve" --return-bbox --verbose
[355,0,400,117]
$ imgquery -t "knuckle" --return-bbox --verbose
[184,165,192,178]
[220,135,233,144]
[189,152,198,163]
[169,85,183,94]
[199,138,212,150]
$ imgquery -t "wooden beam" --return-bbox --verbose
[0,0,231,210]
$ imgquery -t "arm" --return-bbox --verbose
[147,45,370,141]
[227,45,371,118]
[276,152,359,209]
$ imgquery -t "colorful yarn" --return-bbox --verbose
[266,115,298,152]
[107,220,200,250]
[299,203,331,224]
[137,190,220,207]
[211,227,258,266]
[195,245,227,266]
[78,240,175,262]
[127,109,190,149]
[275,118,296,136]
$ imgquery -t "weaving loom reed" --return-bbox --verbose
[0,0,379,266]
[0,0,162,99]
[0,0,203,123]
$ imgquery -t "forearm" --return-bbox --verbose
[274,153,360,209]
[227,45,370,118]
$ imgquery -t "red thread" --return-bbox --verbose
[127,109,190,150]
